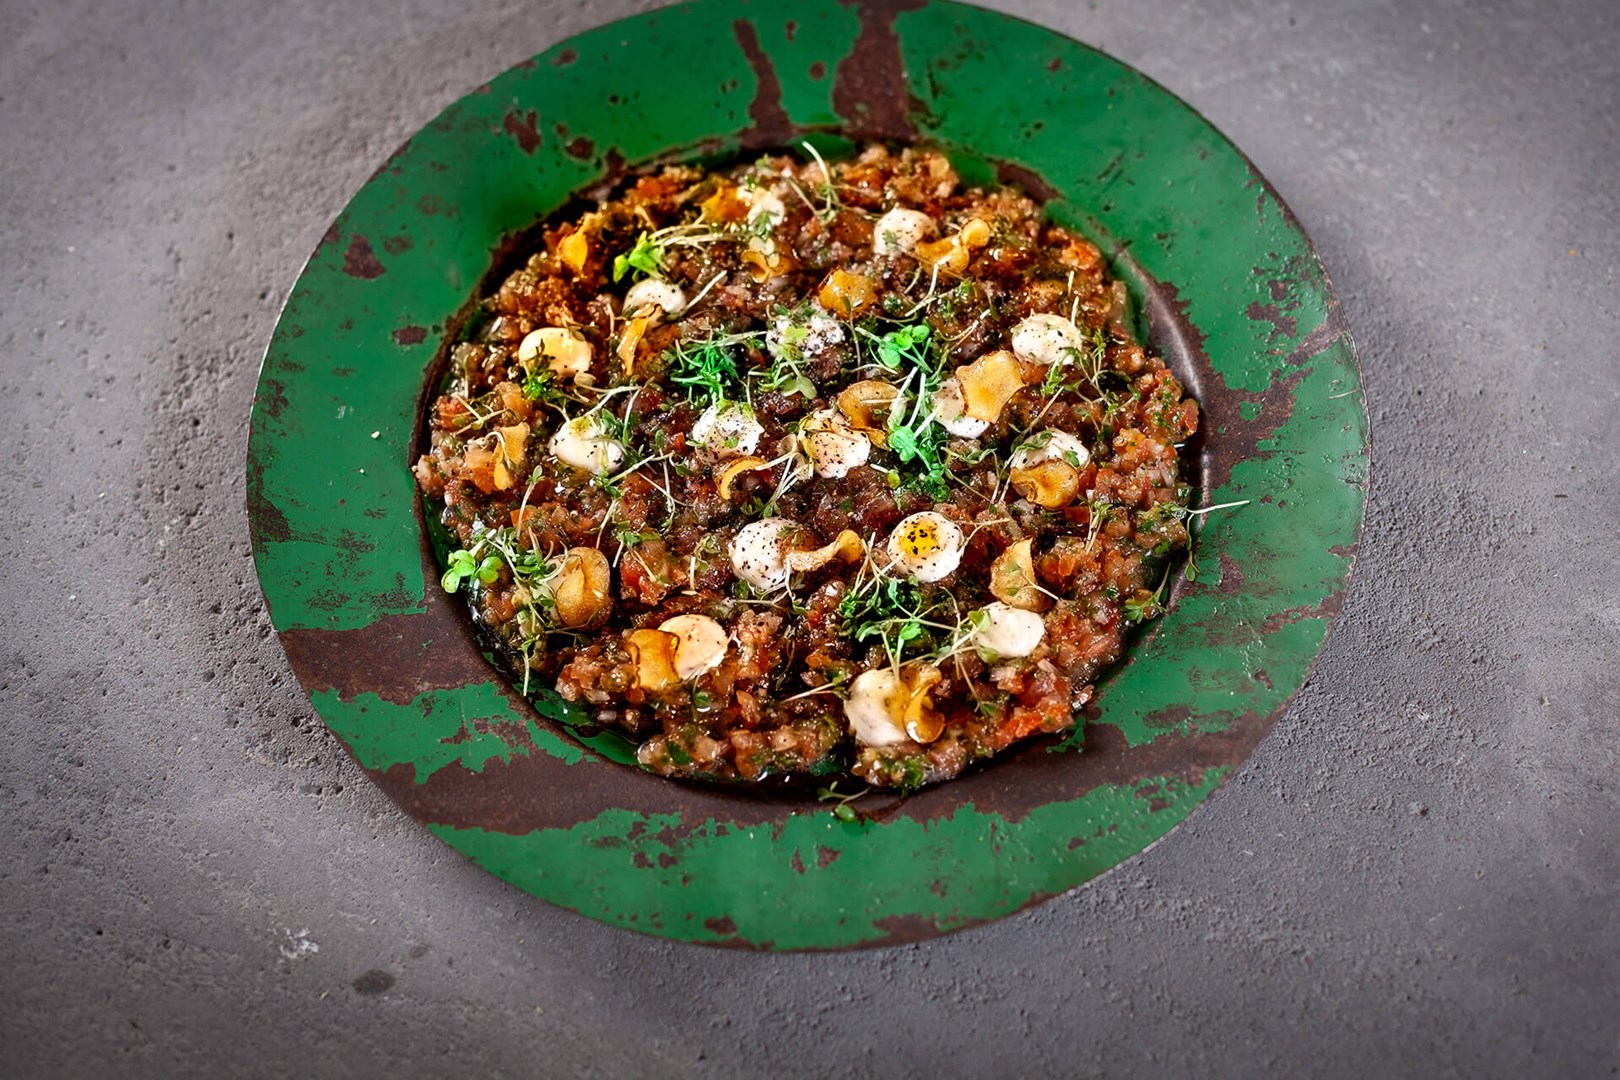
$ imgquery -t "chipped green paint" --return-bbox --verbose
[431,769,1227,949]
[896,6,1331,385]
[315,682,585,782]
[247,0,1367,949]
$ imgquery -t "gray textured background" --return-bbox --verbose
[2,0,1616,1075]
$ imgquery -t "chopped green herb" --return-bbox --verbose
[896,755,928,794]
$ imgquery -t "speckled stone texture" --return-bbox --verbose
[1,0,1615,1075]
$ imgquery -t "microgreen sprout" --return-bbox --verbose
[1163,498,1251,583]
[1083,497,1114,552]
[667,339,742,409]
[840,576,929,655]
[886,417,949,499]
[848,322,953,496]
[612,232,664,282]
[438,521,565,693]
[1182,499,1252,519]
[755,315,819,398]
[816,782,868,823]
[1124,562,1175,624]
[447,393,502,437]
[681,270,726,316]
[758,360,816,400]
[521,365,568,409]
[794,140,846,221]
[866,322,934,372]
[836,556,962,668]
[882,326,953,497]
[1026,323,1114,432]
[440,548,502,593]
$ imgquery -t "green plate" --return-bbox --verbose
[247,0,1367,950]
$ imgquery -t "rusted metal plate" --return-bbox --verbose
[247,0,1368,950]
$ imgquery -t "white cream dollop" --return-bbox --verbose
[800,408,871,479]
[728,517,801,592]
[1010,313,1086,367]
[1009,429,1091,472]
[971,602,1047,659]
[885,511,965,583]
[692,401,764,457]
[656,614,730,679]
[872,207,938,257]
[548,414,625,474]
[930,377,990,438]
[623,278,686,317]
[843,668,911,746]
[517,326,594,379]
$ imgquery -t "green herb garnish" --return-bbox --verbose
[886,420,949,498]
[521,365,566,407]
[667,339,741,409]
[440,548,502,593]
[873,323,933,371]
[1124,562,1174,624]
[816,782,867,823]
[612,232,664,282]
[837,574,946,666]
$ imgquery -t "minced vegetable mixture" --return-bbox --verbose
[413,143,1198,791]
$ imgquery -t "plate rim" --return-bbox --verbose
[246,0,1370,950]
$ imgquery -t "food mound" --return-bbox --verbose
[413,144,1199,792]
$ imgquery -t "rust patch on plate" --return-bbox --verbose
[503,108,541,154]
[1123,243,1343,496]
[1246,300,1297,341]
[1260,592,1344,633]
[868,911,964,945]
[245,448,292,547]
[832,0,927,138]
[891,706,1272,827]
[393,325,428,346]
[280,602,496,707]
[733,19,794,144]
[366,723,810,835]
[342,234,386,279]
[1213,551,1247,596]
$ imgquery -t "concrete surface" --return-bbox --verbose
[2,0,1616,1075]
